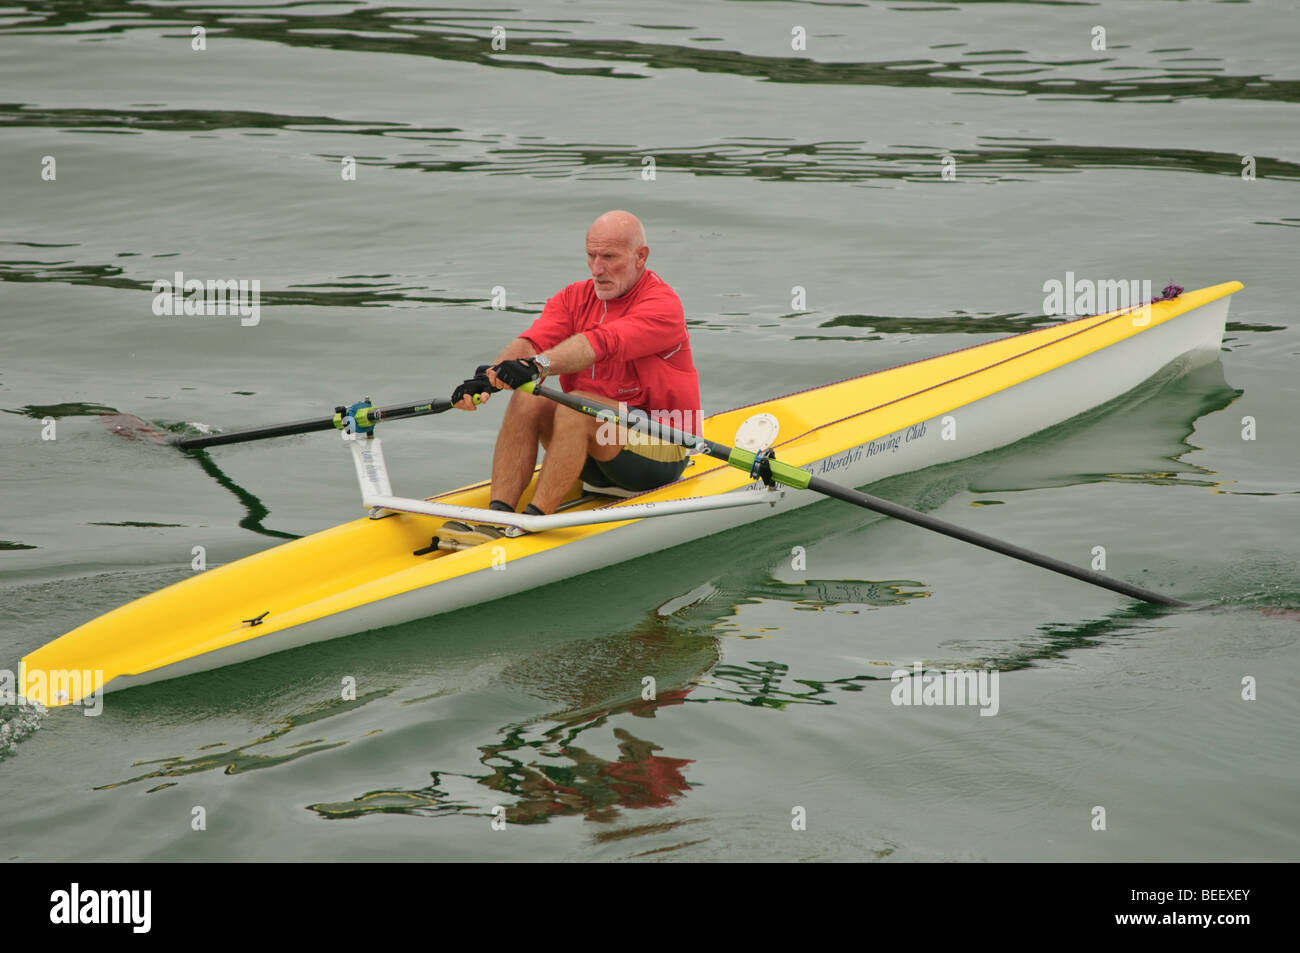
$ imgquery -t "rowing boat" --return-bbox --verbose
[19,280,1242,707]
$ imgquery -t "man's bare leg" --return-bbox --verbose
[489,389,555,508]
[530,391,624,514]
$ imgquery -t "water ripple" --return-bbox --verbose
[5,3,1296,104]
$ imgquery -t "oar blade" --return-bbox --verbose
[97,413,172,445]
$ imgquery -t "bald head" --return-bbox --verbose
[588,210,646,250]
[586,210,649,300]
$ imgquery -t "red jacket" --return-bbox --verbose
[521,269,701,433]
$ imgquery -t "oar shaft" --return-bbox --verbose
[173,414,335,449]
[807,477,1188,607]
[525,381,728,456]
[172,398,453,449]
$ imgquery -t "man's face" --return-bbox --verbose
[587,236,647,300]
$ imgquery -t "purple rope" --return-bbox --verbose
[1080,281,1183,319]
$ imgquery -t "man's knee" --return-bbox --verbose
[586,424,622,461]
[505,388,551,422]
[552,403,595,433]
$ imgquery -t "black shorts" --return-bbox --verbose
[578,433,689,493]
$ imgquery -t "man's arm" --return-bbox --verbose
[485,333,594,389]
[492,337,538,364]
[535,333,595,376]
[454,282,581,409]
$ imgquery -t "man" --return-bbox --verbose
[450,210,700,526]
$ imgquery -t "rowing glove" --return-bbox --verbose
[451,372,494,406]
[492,358,541,389]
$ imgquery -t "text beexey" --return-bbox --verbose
[1132,889,1252,903]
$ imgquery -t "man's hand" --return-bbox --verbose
[450,371,495,411]
[491,357,542,390]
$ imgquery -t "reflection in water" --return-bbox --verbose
[300,592,1180,828]
[4,401,117,419]
[82,561,1213,825]
[5,399,301,540]
[0,248,1283,351]
[181,447,300,541]
[311,617,719,824]
[4,4,1298,106]
[311,695,699,825]
[0,254,495,310]
[747,577,927,611]
[368,139,1300,185]
[960,360,1242,494]
[813,311,1288,339]
[4,105,1297,187]
[93,689,393,791]
[8,248,1271,355]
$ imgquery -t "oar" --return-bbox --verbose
[520,381,1189,608]
[169,397,454,449]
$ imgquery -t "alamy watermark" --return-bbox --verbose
[890,662,999,716]
[1043,273,1154,326]
[50,883,150,933]
[1,667,104,715]
[151,270,260,326]
[594,403,702,447]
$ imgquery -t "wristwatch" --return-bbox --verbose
[534,353,552,376]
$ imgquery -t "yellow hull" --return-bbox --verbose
[20,281,1242,706]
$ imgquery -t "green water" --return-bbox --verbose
[2,0,1297,862]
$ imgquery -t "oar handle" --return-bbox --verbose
[172,397,454,449]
